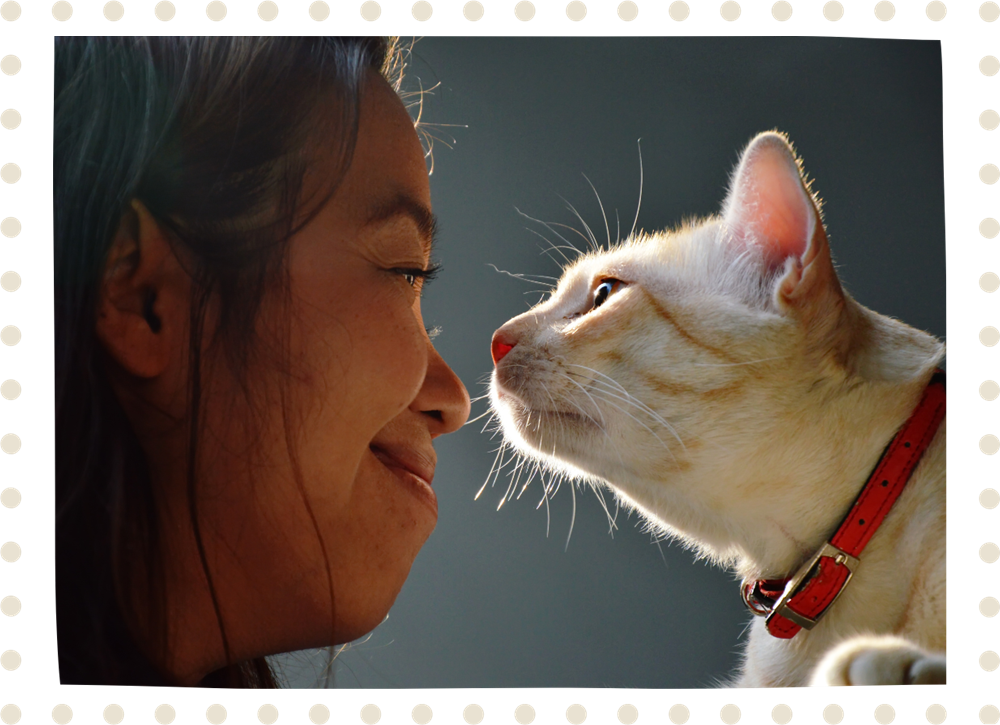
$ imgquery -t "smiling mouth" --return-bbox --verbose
[369,445,438,516]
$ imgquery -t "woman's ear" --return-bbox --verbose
[95,199,189,379]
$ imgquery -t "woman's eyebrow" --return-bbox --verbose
[364,193,439,256]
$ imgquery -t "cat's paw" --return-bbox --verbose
[809,635,945,686]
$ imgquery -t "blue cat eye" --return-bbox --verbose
[593,278,622,309]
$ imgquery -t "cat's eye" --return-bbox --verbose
[593,278,623,310]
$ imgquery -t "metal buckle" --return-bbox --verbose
[764,542,860,631]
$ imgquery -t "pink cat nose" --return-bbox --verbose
[491,331,517,365]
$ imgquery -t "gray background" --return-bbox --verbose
[275,36,944,689]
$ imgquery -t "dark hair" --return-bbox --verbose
[54,36,407,688]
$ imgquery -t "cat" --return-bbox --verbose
[487,130,945,687]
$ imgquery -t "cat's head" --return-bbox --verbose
[487,131,941,532]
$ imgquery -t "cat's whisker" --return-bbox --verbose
[544,220,598,256]
[629,138,644,242]
[487,263,559,285]
[524,227,576,267]
[581,172,612,251]
[585,388,681,466]
[561,363,688,453]
[555,194,600,254]
[566,477,577,551]
[690,355,789,368]
[515,207,585,261]
[465,408,496,427]
[476,441,508,500]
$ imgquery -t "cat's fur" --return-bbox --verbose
[488,131,945,686]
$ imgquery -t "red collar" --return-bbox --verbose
[741,369,946,639]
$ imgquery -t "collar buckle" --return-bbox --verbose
[765,542,860,631]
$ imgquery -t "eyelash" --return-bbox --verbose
[396,263,442,288]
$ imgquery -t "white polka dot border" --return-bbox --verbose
[0,9,995,725]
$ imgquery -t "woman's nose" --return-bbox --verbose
[415,343,471,437]
[491,330,517,365]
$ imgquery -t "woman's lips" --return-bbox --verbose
[369,444,435,486]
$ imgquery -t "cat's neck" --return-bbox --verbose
[632,298,944,582]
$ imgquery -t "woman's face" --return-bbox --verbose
[104,69,470,682]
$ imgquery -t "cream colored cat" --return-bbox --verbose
[488,131,945,687]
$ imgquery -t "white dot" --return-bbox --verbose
[875,0,896,23]
[980,216,1000,239]
[981,596,1000,617]
[566,0,586,19]
[205,705,226,725]
[982,381,1000,400]
[2,542,22,562]
[980,487,1000,511]
[412,0,432,19]
[772,705,792,725]
[514,0,534,19]
[720,705,741,725]
[462,0,486,23]
[981,326,1000,346]
[1,488,21,508]
[668,705,690,725]
[257,1,277,19]
[257,702,278,725]
[981,542,1000,563]
[514,705,535,725]
[0,705,21,725]
[823,0,845,23]
[462,702,486,725]
[153,0,177,23]
[0,325,21,347]
[617,1,637,19]
[925,0,946,20]
[0,433,21,456]
[719,0,743,23]
[0,384,17,411]
[823,705,844,724]
[360,0,380,19]
[980,108,1000,131]
[101,0,125,23]
[980,379,1000,403]
[982,56,1000,75]
[103,705,124,725]
[0,269,21,294]
[0,109,20,129]
[205,0,229,23]
[772,1,792,20]
[0,163,21,184]
[309,0,329,18]
[981,434,1000,454]
[982,272,1000,292]
[0,216,20,239]
[981,650,1000,671]
[153,702,177,725]
[360,705,381,725]
[0,0,19,19]
[617,705,638,725]
[412,704,432,725]
[874,705,895,725]
[982,1,1000,21]
[51,0,73,20]
[0,53,21,76]
[308,705,329,724]
[0,649,21,672]
[667,0,691,23]
[0,596,20,616]
[924,702,948,725]
[566,705,587,725]
[51,704,71,724]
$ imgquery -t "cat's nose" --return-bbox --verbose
[491,330,517,365]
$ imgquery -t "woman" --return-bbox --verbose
[54,36,470,688]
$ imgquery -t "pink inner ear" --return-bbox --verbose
[727,137,814,268]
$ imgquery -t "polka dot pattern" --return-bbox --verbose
[981,380,1000,399]
[0,705,20,725]
[0,596,20,616]
[982,55,1000,75]
[980,542,1000,562]
[982,650,1000,671]
[983,272,1000,291]
[982,705,1000,724]
[982,218,1000,238]
[981,326,1000,346]
[982,488,1000,508]
[0,651,18,671]
[982,1,1000,21]
[0,1,19,20]
[982,596,1000,616]
[33,7,960,725]
[0,109,19,130]
[2,272,21,292]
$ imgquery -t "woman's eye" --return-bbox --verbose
[593,278,623,309]
[396,264,441,288]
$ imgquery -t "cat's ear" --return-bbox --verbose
[721,131,844,322]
